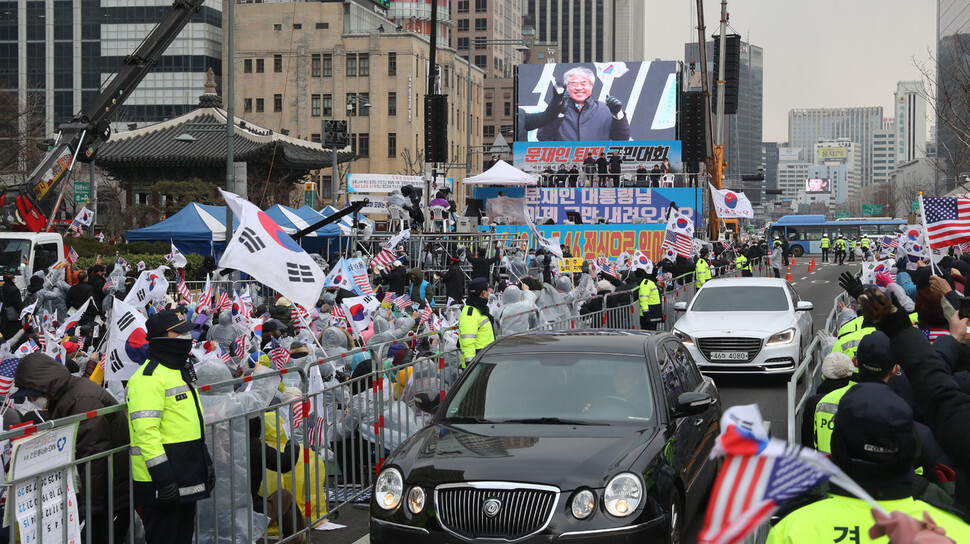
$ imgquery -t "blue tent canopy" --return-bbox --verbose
[126,203,239,256]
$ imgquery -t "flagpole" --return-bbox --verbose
[918,192,943,277]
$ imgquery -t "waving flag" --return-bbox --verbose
[166,243,188,269]
[219,189,327,308]
[0,358,19,397]
[526,220,563,259]
[330,303,347,325]
[923,196,970,249]
[346,257,375,296]
[123,266,170,308]
[105,299,149,381]
[198,275,213,313]
[233,334,248,360]
[19,302,36,321]
[231,292,250,330]
[269,338,291,370]
[215,291,231,313]
[394,294,412,311]
[371,229,411,269]
[176,276,192,306]
[631,250,653,273]
[709,184,754,218]
[699,405,882,544]
[66,247,79,265]
[419,304,433,327]
[342,294,380,338]
[324,258,357,292]
[661,207,694,259]
[58,299,90,336]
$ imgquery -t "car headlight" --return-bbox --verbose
[375,468,403,510]
[603,473,643,517]
[672,329,694,346]
[767,328,795,345]
[571,489,595,519]
[407,486,426,514]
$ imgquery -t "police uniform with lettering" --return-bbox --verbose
[127,310,213,544]
[638,273,662,330]
[771,384,970,544]
[820,235,831,262]
[458,278,495,368]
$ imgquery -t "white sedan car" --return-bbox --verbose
[671,277,813,374]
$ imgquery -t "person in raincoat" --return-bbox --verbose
[494,285,538,336]
[193,359,281,544]
[207,309,245,353]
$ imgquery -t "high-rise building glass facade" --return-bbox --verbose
[787,107,883,191]
[524,0,644,62]
[936,0,970,190]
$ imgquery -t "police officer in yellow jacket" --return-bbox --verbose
[458,277,495,367]
[636,268,663,330]
[834,234,847,265]
[127,309,214,544]
[695,247,712,288]
[735,251,753,277]
[770,383,970,544]
[820,234,831,262]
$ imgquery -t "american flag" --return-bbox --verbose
[66,247,79,264]
[699,406,840,544]
[922,328,950,342]
[960,242,970,254]
[233,335,247,360]
[353,271,375,296]
[331,303,347,324]
[270,339,290,370]
[394,294,412,311]
[307,415,327,447]
[219,346,231,364]
[880,236,899,250]
[371,246,396,270]
[923,196,970,249]
[383,291,396,303]
[290,304,311,331]
[0,358,17,396]
[662,229,693,258]
[291,399,306,429]
[215,291,231,313]
[419,304,433,326]
[176,277,192,305]
[198,278,212,313]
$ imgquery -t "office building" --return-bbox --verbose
[524,0,644,63]
[449,0,524,162]
[776,147,811,203]
[228,0,484,199]
[871,118,897,186]
[788,106,883,187]
[813,138,860,204]
[388,0,451,47]
[685,38,764,203]
[0,0,222,175]
[937,0,970,190]
[894,80,927,164]
[763,142,781,201]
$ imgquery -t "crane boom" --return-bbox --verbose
[3,0,209,231]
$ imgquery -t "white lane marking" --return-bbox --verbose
[800,277,807,280]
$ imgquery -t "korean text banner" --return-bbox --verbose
[347,173,453,193]
[514,140,682,176]
[472,187,702,226]
[516,61,678,142]
[490,224,668,262]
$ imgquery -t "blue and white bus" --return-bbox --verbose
[767,215,907,257]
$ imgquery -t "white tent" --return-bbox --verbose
[462,160,539,186]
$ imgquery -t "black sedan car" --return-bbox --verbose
[370,330,721,544]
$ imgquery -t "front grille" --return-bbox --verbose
[697,337,763,362]
[435,483,559,541]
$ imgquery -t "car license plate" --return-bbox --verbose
[710,351,747,361]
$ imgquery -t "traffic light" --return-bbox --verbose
[681,91,706,163]
[424,94,448,163]
[322,120,348,148]
[712,34,741,115]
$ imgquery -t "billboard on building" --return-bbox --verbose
[805,178,832,194]
[816,147,848,161]
[516,61,678,142]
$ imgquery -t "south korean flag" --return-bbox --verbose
[219,190,327,309]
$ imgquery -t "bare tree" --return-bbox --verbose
[915,35,970,192]
[0,83,47,185]
[398,147,425,176]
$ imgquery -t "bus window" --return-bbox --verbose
[835,225,859,238]
[770,226,785,240]
[859,224,880,236]
[786,228,801,241]
[877,224,900,235]
[801,226,823,241]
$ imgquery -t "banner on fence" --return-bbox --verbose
[490,224,667,261]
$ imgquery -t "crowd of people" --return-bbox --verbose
[533,155,677,188]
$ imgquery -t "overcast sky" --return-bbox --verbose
[643,0,937,143]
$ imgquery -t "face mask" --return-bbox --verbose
[177,331,193,340]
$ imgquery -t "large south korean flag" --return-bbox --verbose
[219,190,326,309]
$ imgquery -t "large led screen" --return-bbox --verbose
[516,61,678,142]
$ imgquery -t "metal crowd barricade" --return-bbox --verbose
[786,291,851,445]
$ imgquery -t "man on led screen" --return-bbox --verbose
[534,67,631,142]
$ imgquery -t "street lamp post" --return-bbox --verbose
[460,39,530,177]
[345,94,372,206]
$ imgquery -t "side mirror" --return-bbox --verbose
[795,301,814,311]
[673,301,687,311]
[413,392,441,415]
[674,392,714,417]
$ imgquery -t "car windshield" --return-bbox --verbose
[0,239,29,276]
[690,286,789,312]
[441,353,654,425]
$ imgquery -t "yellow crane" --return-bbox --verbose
[695,0,730,241]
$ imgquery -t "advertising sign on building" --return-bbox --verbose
[817,147,848,161]
[516,61,678,143]
[346,174,452,194]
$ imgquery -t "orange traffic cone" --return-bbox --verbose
[786,266,792,282]
[810,256,816,272]
[792,255,797,266]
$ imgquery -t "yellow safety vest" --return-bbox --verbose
[638,278,660,315]
[860,237,871,248]
[458,304,494,366]
[695,258,712,288]
[813,383,854,453]
[767,495,970,544]
[735,254,752,271]
[820,237,830,249]
[834,239,846,250]
[832,326,876,359]
[127,358,210,504]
